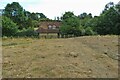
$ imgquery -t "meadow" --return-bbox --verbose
[2,35,119,78]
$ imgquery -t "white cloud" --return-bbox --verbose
[0,0,119,19]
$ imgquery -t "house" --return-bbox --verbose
[36,21,62,38]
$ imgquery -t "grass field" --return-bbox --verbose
[2,35,119,78]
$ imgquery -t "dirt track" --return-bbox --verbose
[2,35,119,78]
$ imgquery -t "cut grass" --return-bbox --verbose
[2,35,118,78]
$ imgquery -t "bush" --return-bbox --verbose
[85,27,96,35]
[2,16,18,36]
[15,27,39,37]
[60,12,80,36]
[77,26,86,36]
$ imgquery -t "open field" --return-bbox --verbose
[2,35,119,78]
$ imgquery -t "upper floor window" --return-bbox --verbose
[48,25,52,29]
[52,25,56,29]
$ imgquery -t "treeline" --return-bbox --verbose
[2,2,120,37]
[60,2,120,37]
[2,2,49,37]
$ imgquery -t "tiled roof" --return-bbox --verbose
[37,21,61,33]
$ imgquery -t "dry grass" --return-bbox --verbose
[2,35,119,78]
[39,33,58,39]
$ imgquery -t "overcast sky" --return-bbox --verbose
[0,0,119,19]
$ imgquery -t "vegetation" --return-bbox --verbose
[95,2,120,35]
[2,2,119,77]
[15,27,39,37]
[2,2,47,37]
[60,2,120,37]
[2,2,120,37]
[60,12,80,37]
[2,35,118,77]
[2,16,18,36]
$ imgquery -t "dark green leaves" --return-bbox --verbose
[2,16,18,36]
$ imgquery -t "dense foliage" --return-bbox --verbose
[15,28,39,37]
[2,2,47,37]
[2,16,18,36]
[2,1,120,37]
[95,2,120,35]
[60,12,80,37]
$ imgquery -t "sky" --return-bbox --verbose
[0,0,119,19]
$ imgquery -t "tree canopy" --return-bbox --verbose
[2,1,120,37]
[4,2,47,29]
[95,2,120,35]
[60,12,80,36]
[2,16,18,36]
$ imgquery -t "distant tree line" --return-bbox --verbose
[60,2,120,37]
[1,2,120,37]
[2,2,48,37]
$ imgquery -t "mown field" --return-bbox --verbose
[2,35,119,78]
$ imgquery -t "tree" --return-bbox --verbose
[78,13,92,19]
[30,13,39,20]
[85,27,96,35]
[78,13,93,28]
[96,2,120,35]
[30,12,47,20]
[37,13,46,19]
[24,11,31,19]
[79,12,87,19]
[103,2,114,13]
[60,11,80,36]
[2,16,18,36]
[4,2,47,29]
[61,12,74,20]
[4,2,24,17]
[4,2,26,29]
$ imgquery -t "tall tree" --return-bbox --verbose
[2,16,18,36]
[61,12,74,20]
[30,13,47,20]
[78,12,92,19]
[60,11,80,36]
[37,13,46,19]
[103,2,114,13]
[4,2,26,29]
[96,2,120,35]
[79,12,87,19]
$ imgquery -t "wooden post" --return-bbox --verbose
[57,33,60,38]
[38,33,40,39]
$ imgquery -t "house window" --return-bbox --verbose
[52,25,56,29]
[48,25,52,29]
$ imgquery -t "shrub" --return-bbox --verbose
[85,27,96,35]
[2,16,18,36]
[15,27,39,37]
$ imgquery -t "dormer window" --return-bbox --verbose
[52,25,56,29]
[48,25,52,29]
